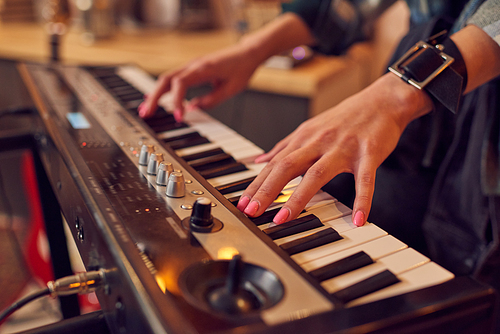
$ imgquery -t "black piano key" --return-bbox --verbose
[227,196,240,206]
[151,122,190,133]
[144,114,177,126]
[250,207,282,226]
[163,131,203,143]
[250,206,305,226]
[141,106,170,119]
[199,162,247,179]
[124,100,143,109]
[116,91,144,101]
[182,148,226,162]
[280,228,343,256]
[163,132,210,150]
[309,251,374,282]
[189,153,236,171]
[109,85,140,95]
[331,270,400,304]
[262,214,323,240]
[100,77,129,88]
[215,176,256,195]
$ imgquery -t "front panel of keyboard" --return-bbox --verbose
[20,62,464,334]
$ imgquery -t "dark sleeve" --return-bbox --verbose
[282,0,397,55]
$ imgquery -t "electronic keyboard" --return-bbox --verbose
[17,61,496,333]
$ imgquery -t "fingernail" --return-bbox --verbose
[244,201,259,217]
[173,109,183,122]
[138,102,146,117]
[273,207,289,225]
[254,153,267,164]
[236,196,250,211]
[353,210,365,227]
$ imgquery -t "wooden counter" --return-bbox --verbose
[0,22,373,117]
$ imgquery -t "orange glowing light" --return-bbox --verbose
[217,247,239,260]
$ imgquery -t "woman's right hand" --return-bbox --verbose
[138,13,317,121]
[139,43,261,121]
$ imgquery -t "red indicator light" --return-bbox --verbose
[82,142,87,147]
[145,208,150,212]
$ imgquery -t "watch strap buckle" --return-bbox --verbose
[389,41,455,90]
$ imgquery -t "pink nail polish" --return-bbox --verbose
[254,153,267,164]
[237,196,250,211]
[244,201,259,217]
[353,211,365,227]
[138,103,146,117]
[273,207,289,225]
[173,109,183,122]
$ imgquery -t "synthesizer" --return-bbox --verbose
[17,61,496,333]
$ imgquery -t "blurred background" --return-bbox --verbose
[0,1,408,332]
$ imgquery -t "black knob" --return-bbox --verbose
[190,197,213,229]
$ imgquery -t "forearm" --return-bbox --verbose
[451,24,500,94]
[236,12,316,66]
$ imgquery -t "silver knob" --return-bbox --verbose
[156,162,173,186]
[166,172,185,198]
[147,153,164,175]
[139,144,154,166]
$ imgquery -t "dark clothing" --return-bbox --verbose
[286,2,500,326]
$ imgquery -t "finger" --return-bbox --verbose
[190,83,233,111]
[139,72,178,118]
[240,147,317,217]
[351,158,377,227]
[254,136,292,163]
[272,155,339,224]
[169,67,218,121]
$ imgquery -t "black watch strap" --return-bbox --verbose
[389,33,467,113]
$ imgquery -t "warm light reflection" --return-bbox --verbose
[217,247,239,260]
[155,275,167,293]
[155,269,180,294]
[274,190,294,203]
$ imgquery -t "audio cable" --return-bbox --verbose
[0,270,105,323]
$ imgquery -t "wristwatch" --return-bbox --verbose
[389,31,467,113]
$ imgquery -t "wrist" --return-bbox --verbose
[371,73,434,130]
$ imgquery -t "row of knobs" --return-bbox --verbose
[139,144,185,197]
[139,144,218,232]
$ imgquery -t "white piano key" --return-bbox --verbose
[301,235,408,273]
[347,262,455,307]
[305,201,351,223]
[320,248,429,294]
[291,223,387,265]
[208,163,267,187]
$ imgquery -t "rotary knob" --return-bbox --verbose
[156,162,174,186]
[138,144,154,166]
[166,171,185,197]
[182,197,223,233]
[147,153,164,175]
[190,197,213,229]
